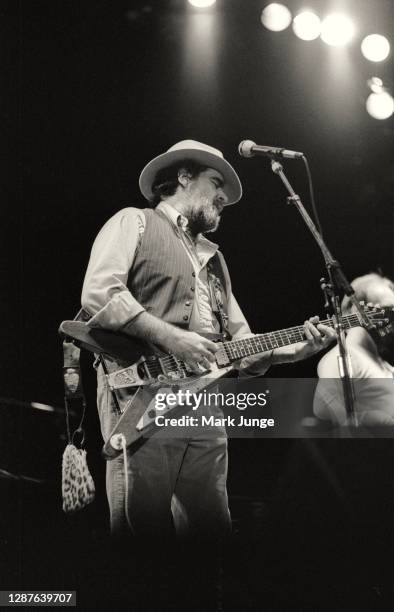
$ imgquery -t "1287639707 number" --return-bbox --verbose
[0,592,76,607]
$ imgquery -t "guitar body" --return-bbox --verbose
[61,320,158,363]
[60,321,223,363]
[102,360,234,459]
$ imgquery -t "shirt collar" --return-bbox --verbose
[156,201,219,251]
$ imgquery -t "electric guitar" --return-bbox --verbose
[59,305,392,457]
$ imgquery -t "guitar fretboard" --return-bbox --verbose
[221,313,362,362]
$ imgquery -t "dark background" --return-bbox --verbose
[2,1,394,609]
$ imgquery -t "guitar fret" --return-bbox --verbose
[248,338,259,354]
[222,323,309,363]
[265,335,276,350]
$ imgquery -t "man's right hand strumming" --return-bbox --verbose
[165,328,219,373]
[122,311,218,374]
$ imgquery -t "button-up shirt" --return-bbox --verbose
[82,203,251,338]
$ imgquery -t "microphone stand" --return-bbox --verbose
[269,159,375,426]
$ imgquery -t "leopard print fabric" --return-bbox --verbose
[62,444,95,513]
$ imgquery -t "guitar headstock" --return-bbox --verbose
[359,302,394,337]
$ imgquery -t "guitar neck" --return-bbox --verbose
[222,313,362,362]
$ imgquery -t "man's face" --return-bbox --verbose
[180,168,228,235]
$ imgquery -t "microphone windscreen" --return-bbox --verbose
[238,140,256,157]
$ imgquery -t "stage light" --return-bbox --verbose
[320,14,355,46]
[188,0,216,8]
[367,77,384,94]
[261,3,292,32]
[361,34,390,62]
[181,6,219,102]
[292,11,321,41]
[366,91,394,120]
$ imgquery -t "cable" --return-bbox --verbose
[120,434,136,535]
[302,155,324,238]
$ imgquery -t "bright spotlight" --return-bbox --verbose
[292,11,321,41]
[320,14,355,46]
[261,3,292,32]
[366,91,394,120]
[188,0,216,7]
[367,77,384,94]
[361,34,390,62]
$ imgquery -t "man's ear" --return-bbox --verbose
[177,168,192,188]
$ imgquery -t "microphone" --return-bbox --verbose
[238,139,304,160]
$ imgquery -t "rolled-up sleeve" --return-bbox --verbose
[81,207,146,330]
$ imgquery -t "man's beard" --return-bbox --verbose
[187,201,221,236]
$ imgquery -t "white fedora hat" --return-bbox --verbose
[139,140,242,205]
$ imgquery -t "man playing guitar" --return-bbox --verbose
[81,140,335,538]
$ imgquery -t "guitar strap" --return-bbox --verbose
[208,256,231,340]
[208,273,229,338]
[62,307,91,402]
[61,308,95,513]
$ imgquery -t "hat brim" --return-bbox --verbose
[139,148,242,205]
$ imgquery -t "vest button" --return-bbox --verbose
[183,315,189,321]
[185,301,191,307]
[192,272,196,277]
[191,287,195,292]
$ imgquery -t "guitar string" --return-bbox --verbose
[154,311,383,372]
[156,313,379,368]
[154,314,362,370]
